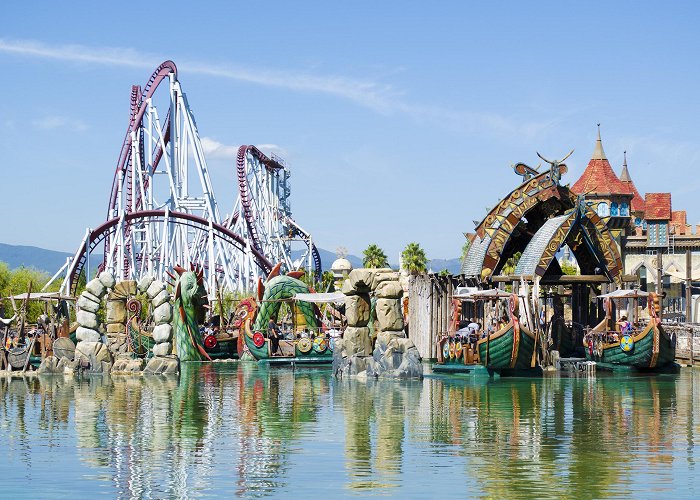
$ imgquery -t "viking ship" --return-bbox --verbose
[584,290,678,373]
[435,290,539,376]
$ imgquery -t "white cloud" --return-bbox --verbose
[256,144,288,159]
[32,115,88,132]
[201,138,289,162]
[0,38,550,140]
[200,137,238,160]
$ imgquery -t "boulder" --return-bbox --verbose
[345,294,371,327]
[152,324,172,343]
[366,345,423,379]
[75,341,112,373]
[348,269,375,293]
[375,298,404,331]
[152,289,170,308]
[153,303,172,324]
[80,290,102,305]
[374,271,400,285]
[111,280,138,299]
[137,274,155,293]
[85,278,106,298]
[76,326,101,343]
[105,299,127,324]
[375,281,403,299]
[144,355,180,375]
[376,330,404,350]
[37,356,62,375]
[76,310,99,330]
[342,326,372,356]
[106,323,124,334]
[112,356,145,373]
[77,295,100,313]
[332,352,369,379]
[98,272,116,289]
[146,280,166,300]
[341,279,358,296]
[152,342,172,357]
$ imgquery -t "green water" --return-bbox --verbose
[0,364,698,498]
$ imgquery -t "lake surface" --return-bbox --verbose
[0,364,699,498]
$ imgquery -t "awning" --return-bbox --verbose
[3,292,74,301]
[597,289,651,300]
[293,291,346,304]
[455,289,512,300]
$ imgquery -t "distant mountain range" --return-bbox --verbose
[0,242,463,275]
[0,243,72,274]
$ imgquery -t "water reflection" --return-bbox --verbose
[0,367,697,498]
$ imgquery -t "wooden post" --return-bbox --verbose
[657,249,663,321]
[686,250,692,323]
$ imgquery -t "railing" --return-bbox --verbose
[665,323,700,365]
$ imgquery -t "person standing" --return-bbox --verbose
[268,318,281,356]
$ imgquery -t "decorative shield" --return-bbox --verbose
[252,332,265,348]
[328,337,335,352]
[204,335,218,349]
[53,337,76,361]
[443,341,450,360]
[455,341,463,358]
[620,335,634,352]
[298,337,313,354]
[313,337,328,353]
[449,342,455,359]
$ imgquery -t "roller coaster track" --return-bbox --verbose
[68,210,273,296]
[236,145,322,277]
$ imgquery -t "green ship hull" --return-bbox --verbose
[243,332,333,364]
[586,322,676,371]
[476,322,538,374]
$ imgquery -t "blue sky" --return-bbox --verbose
[1,1,699,264]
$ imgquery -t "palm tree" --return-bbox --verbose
[401,242,428,275]
[362,244,389,268]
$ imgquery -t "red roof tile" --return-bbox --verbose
[644,193,672,220]
[672,210,687,225]
[621,179,645,212]
[571,158,633,196]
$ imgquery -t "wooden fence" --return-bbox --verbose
[408,274,459,360]
[666,324,700,365]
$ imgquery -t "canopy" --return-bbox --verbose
[455,289,512,300]
[597,289,651,300]
[3,292,74,301]
[293,291,346,304]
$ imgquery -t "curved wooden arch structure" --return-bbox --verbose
[514,203,623,282]
[463,160,623,283]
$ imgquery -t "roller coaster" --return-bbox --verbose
[51,61,320,296]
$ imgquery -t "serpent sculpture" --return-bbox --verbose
[172,265,211,362]
[243,264,322,360]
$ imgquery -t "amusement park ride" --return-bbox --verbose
[46,61,320,297]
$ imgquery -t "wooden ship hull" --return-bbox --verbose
[128,319,238,359]
[243,329,334,365]
[476,321,540,376]
[585,322,677,372]
[433,337,490,375]
[550,317,577,358]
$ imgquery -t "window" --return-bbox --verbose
[610,202,619,216]
[634,216,642,226]
[597,202,610,217]
[620,202,630,217]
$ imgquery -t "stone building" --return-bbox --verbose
[571,129,700,317]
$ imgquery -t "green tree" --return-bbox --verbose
[401,242,428,275]
[362,244,389,268]
[501,251,522,276]
[461,238,472,260]
[560,261,579,276]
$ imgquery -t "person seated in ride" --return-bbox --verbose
[617,311,632,336]
[268,318,282,356]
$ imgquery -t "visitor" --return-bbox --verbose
[617,312,631,336]
[268,319,281,356]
